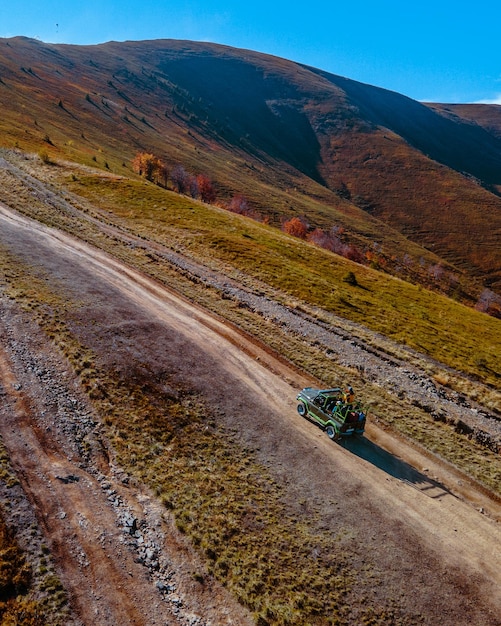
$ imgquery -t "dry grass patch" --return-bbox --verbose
[0,439,69,625]
[0,248,425,625]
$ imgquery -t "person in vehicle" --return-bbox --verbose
[343,385,355,404]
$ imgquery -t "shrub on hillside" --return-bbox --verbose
[282,217,307,239]
[132,152,167,185]
[196,174,217,203]
[170,164,191,194]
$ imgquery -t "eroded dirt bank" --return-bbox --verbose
[0,202,500,625]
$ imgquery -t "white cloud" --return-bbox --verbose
[474,94,501,105]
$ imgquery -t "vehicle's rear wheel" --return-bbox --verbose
[297,402,307,417]
[326,425,338,440]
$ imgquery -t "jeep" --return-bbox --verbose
[296,386,366,440]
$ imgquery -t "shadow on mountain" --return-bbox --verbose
[157,55,324,183]
[310,68,501,187]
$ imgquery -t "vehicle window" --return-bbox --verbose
[325,398,337,412]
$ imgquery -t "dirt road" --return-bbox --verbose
[1,203,500,625]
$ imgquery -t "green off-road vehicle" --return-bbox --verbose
[296,386,366,440]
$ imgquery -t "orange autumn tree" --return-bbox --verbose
[132,152,167,185]
[196,174,217,203]
[282,217,308,239]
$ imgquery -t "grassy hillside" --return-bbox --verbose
[2,152,499,398]
[0,37,500,302]
[0,37,500,624]
[63,171,501,388]
[1,150,499,493]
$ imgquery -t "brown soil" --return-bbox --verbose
[0,203,500,625]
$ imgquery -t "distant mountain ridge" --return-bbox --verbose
[310,69,501,185]
[0,36,500,296]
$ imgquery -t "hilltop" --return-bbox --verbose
[0,37,500,306]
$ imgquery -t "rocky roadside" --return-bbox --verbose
[0,295,251,625]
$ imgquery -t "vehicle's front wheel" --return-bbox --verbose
[297,402,307,417]
[325,425,338,440]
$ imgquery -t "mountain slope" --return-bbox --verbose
[428,102,501,141]
[311,70,501,184]
[0,36,500,296]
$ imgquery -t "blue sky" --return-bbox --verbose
[1,0,499,104]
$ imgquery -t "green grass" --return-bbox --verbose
[65,173,501,391]
[0,43,499,625]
